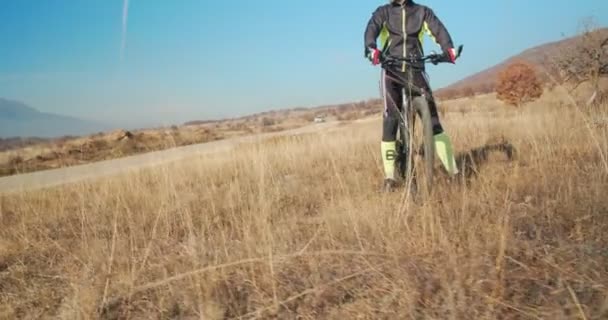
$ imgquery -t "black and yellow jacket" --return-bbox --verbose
[364,0,454,71]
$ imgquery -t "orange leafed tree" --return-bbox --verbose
[496,62,543,107]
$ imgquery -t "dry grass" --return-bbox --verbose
[1,96,607,319]
[0,126,225,177]
[0,100,382,178]
[0,110,328,178]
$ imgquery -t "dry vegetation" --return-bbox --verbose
[496,62,543,107]
[0,100,381,178]
[1,91,607,319]
[549,19,608,102]
[0,126,224,177]
[436,24,608,103]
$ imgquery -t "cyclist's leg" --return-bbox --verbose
[415,71,459,175]
[380,68,403,181]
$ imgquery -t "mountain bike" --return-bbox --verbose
[380,45,463,194]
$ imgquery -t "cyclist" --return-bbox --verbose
[364,0,459,191]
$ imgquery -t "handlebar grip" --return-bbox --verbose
[456,45,464,59]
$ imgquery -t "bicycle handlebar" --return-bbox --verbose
[381,45,463,68]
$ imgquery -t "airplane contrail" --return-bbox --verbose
[121,0,130,61]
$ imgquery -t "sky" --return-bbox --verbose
[1,0,607,129]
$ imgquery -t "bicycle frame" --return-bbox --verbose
[381,45,461,130]
[388,63,433,181]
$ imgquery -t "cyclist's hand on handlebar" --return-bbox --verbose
[446,48,457,64]
[367,47,381,66]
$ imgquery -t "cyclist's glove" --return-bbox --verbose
[445,48,457,64]
[367,47,381,66]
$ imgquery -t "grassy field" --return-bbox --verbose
[0,100,378,178]
[1,94,607,319]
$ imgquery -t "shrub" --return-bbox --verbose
[496,61,543,107]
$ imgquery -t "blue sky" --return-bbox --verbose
[1,0,607,129]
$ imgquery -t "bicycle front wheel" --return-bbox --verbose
[411,96,436,195]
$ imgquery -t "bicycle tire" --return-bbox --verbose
[412,96,435,194]
[395,110,413,184]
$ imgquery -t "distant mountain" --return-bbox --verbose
[437,28,608,96]
[0,98,110,138]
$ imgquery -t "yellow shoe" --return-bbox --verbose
[381,141,397,180]
[434,132,459,175]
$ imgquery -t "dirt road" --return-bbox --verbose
[0,121,350,193]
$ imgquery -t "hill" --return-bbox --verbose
[437,28,608,97]
[0,98,110,138]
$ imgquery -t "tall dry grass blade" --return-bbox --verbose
[100,207,119,312]
[567,283,589,320]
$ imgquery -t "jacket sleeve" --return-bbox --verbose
[364,6,386,57]
[423,7,454,52]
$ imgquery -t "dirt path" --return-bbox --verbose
[0,121,353,194]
